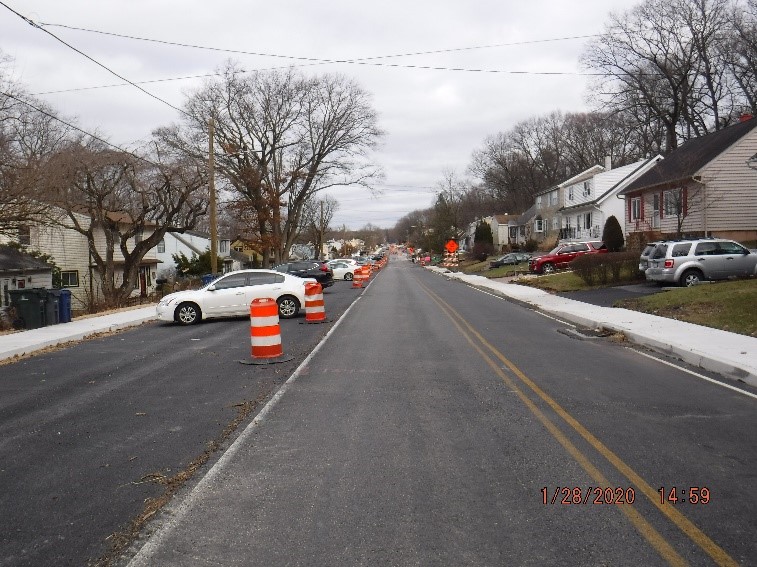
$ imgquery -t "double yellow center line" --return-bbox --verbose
[420,281,737,567]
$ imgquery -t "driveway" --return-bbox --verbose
[557,282,664,307]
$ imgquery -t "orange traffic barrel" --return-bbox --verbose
[303,282,327,323]
[352,266,365,288]
[240,298,293,364]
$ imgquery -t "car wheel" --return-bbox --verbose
[345,272,353,281]
[277,295,300,318]
[175,302,201,325]
[680,269,703,287]
[541,263,555,274]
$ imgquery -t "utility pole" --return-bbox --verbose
[319,200,324,260]
[208,116,218,275]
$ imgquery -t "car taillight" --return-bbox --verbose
[664,259,674,268]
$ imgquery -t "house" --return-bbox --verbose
[507,205,538,248]
[619,116,757,247]
[231,238,265,267]
[559,156,663,242]
[490,214,518,252]
[532,165,604,245]
[1,209,159,311]
[156,231,232,279]
[0,246,54,309]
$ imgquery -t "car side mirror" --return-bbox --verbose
[207,285,216,291]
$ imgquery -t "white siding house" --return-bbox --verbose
[559,156,663,241]
[156,231,231,279]
[2,209,159,311]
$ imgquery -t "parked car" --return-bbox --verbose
[528,241,607,274]
[156,269,313,325]
[329,261,357,281]
[328,258,358,267]
[645,238,757,286]
[489,252,531,269]
[638,241,663,273]
[274,260,334,288]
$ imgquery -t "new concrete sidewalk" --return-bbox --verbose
[0,305,157,362]
[428,267,757,388]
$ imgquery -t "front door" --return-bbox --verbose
[652,194,661,229]
[202,272,249,316]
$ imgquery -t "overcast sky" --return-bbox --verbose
[2,0,642,230]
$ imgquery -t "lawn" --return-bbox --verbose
[616,279,757,337]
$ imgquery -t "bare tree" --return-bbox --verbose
[155,64,383,266]
[724,0,757,113]
[0,59,72,237]
[582,0,754,151]
[300,195,338,259]
[40,139,208,308]
[582,0,701,152]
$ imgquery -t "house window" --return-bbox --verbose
[220,241,229,254]
[664,189,684,216]
[583,181,591,196]
[552,217,558,230]
[631,197,642,221]
[509,227,517,239]
[61,271,80,287]
[534,218,544,232]
[157,239,165,253]
[550,191,558,206]
[134,228,143,244]
[18,226,30,245]
[568,187,574,201]
[536,195,542,209]
[234,245,243,253]
[583,212,592,230]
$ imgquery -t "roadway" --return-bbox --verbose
[1,258,756,566]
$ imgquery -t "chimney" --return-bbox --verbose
[604,156,612,170]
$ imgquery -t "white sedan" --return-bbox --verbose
[156,269,315,325]
[328,261,357,281]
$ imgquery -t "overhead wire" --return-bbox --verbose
[0,2,190,117]
[37,21,602,73]
[0,90,156,165]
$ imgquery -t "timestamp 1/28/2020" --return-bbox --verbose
[541,487,636,505]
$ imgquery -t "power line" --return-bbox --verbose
[1,2,189,117]
[33,21,605,77]
[40,22,599,62]
[1,90,154,164]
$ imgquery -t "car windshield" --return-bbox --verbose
[547,246,561,255]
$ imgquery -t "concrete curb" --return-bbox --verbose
[0,307,157,362]
[428,267,757,387]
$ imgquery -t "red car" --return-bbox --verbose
[528,241,607,274]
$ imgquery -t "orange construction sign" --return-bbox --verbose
[445,240,459,253]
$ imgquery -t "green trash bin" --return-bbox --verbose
[9,289,46,329]
[43,289,60,325]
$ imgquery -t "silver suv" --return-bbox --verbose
[645,238,757,286]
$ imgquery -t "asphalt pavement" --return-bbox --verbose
[2,261,757,566]
[4,269,754,387]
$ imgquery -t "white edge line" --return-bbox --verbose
[126,290,366,566]
[630,348,757,401]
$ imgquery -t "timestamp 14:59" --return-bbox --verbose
[659,486,710,504]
